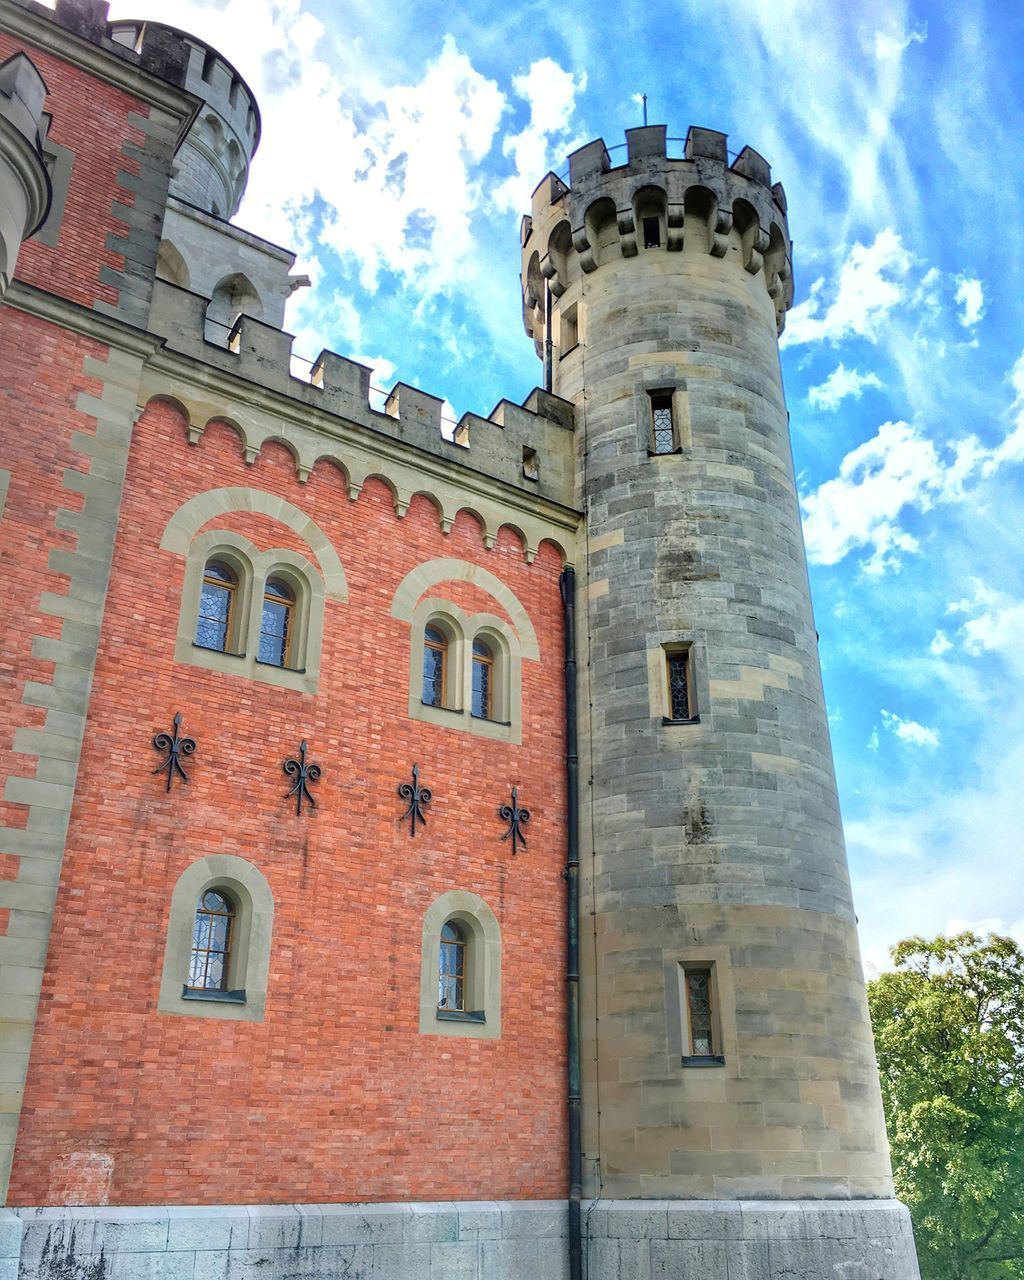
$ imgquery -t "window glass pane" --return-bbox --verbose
[686,969,714,1055]
[472,655,491,719]
[265,579,293,602]
[260,597,290,666]
[189,890,234,991]
[197,581,231,651]
[423,636,445,706]
[204,562,235,585]
[651,394,675,454]
[668,652,691,720]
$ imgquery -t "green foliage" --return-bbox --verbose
[867,932,1024,1280]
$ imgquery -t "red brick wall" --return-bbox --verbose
[8,401,569,1206]
[0,30,148,308]
[0,306,109,854]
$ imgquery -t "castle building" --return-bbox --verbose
[0,1,921,1277]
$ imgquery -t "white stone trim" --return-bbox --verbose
[419,890,501,1040]
[157,855,274,1022]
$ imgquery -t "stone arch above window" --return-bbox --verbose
[391,558,538,658]
[171,528,329,694]
[161,486,347,602]
[419,890,501,1040]
[158,855,274,1023]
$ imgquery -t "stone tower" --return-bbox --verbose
[110,19,304,332]
[522,126,920,1275]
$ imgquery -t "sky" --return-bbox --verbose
[102,0,1024,972]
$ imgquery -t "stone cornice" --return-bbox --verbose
[0,0,197,127]
[4,277,162,356]
[140,347,582,565]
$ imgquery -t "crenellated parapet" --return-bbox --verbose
[521,124,793,339]
[143,278,579,562]
[0,52,51,298]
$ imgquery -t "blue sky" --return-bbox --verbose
[104,0,1024,970]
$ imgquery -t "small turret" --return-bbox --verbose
[0,52,52,298]
[109,20,260,219]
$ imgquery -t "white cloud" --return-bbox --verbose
[880,709,939,748]
[782,230,912,347]
[954,277,985,328]
[807,363,883,411]
[874,23,927,61]
[946,581,1024,675]
[802,351,1024,572]
[492,59,586,213]
[929,629,952,656]
[866,729,880,753]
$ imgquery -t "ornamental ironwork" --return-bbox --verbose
[398,763,432,836]
[499,785,530,854]
[152,712,197,792]
[283,739,322,815]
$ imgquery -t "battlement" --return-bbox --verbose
[521,124,793,336]
[147,278,577,525]
[110,19,259,218]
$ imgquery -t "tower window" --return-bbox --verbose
[560,303,578,353]
[422,625,448,707]
[259,578,294,667]
[471,639,493,719]
[438,920,466,1012]
[196,560,237,653]
[649,391,676,454]
[188,890,234,992]
[643,216,661,249]
[683,967,716,1057]
[665,648,695,722]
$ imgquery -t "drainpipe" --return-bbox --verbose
[560,566,582,1280]
[544,280,554,394]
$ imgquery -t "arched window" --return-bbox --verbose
[196,560,237,652]
[422,625,448,706]
[259,578,293,667]
[471,639,493,719]
[188,889,234,991]
[438,921,466,1012]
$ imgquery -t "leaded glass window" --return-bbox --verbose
[686,968,714,1056]
[438,920,465,1011]
[259,578,293,666]
[423,625,447,706]
[189,890,234,991]
[196,560,236,652]
[650,391,675,454]
[471,639,493,719]
[667,650,692,721]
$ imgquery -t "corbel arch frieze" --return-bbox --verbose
[138,380,578,568]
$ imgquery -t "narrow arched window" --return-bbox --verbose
[259,578,293,667]
[188,889,234,991]
[438,920,465,1012]
[422,625,448,707]
[471,639,493,719]
[196,560,236,652]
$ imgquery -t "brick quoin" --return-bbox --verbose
[7,401,569,1207]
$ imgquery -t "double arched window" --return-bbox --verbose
[418,619,504,723]
[193,554,306,673]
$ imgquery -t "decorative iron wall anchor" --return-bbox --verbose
[152,712,197,792]
[283,739,322,815]
[500,785,530,853]
[398,763,432,836]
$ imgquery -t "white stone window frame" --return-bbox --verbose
[174,530,325,695]
[419,890,501,1040]
[158,854,274,1022]
[406,597,521,744]
[664,946,735,1069]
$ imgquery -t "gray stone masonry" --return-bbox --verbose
[0,1200,920,1280]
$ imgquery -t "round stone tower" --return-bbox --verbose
[523,126,920,1275]
[109,19,260,219]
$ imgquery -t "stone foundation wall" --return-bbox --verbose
[0,1199,919,1280]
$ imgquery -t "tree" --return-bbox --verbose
[867,932,1024,1280]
